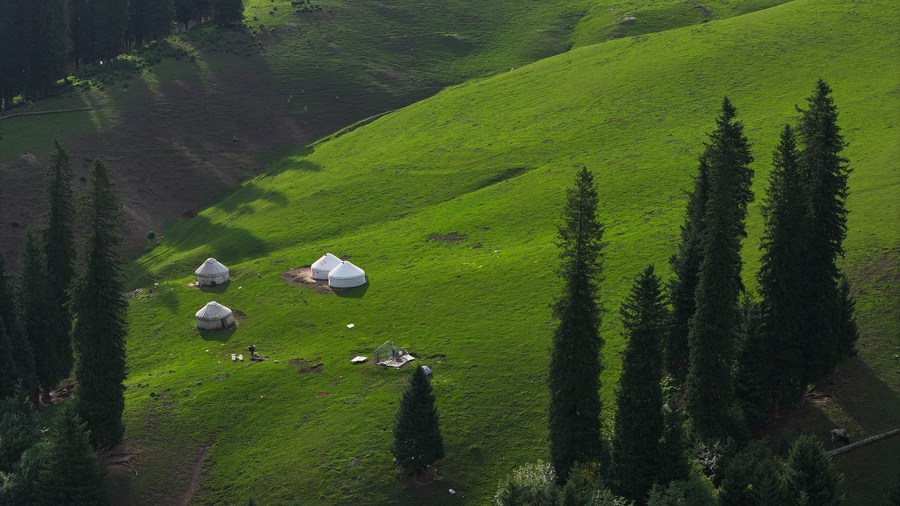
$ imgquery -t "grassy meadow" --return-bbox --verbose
[113,0,900,503]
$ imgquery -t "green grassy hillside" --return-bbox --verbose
[121,0,899,503]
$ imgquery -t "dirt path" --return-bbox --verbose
[178,444,212,506]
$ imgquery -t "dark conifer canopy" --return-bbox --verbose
[548,167,605,482]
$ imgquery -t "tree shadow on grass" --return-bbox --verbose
[198,281,231,295]
[164,215,269,262]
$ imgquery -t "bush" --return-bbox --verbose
[647,474,717,506]
[495,461,558,506]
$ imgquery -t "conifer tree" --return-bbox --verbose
[42,140,76,384]
[0,394,42,472]
[0,255,37,397]
[797,80,853,379]
[22,0,67,99]
[0,0,25,109]
[548,167,605,482]
[720,441,784,506]
[36,405,108,505]
[68,0,96,67]
[667,157,709,381]
[0,319,18,399]
[72,160,128,448]
[391,365,444,474]
[18,230,62,404]
[783,435,841,506]
[94,0,129,61]
[748,125,809,420]
[610,265,668,502]
[685,98,754,439]
[656,405,691,486]
[212,0,243,26]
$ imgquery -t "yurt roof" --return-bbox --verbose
[329,261,365,279]
[312,253,341,270]
[195,258,229,276]
[195,301,232,320]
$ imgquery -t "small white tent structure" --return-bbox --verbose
[195,258,230,286]
[328,261,367,288]
[195,301,235,330]
[311,253,342,280]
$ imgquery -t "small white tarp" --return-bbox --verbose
[195,301,235,330]
[195,258,230,286]
[328,261,367,288]
[311,253,342,280]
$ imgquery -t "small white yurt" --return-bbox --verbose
[195,301,235,330]
[328,261,367,288]
[311,253,342,280]
[195,258,229,286]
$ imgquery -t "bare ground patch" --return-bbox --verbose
[179,444,212,506]
[427,232,466,242]
[289,357,324,373]
[281,266,335,294]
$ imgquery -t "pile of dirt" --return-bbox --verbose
[427,232,466,242]
[288,358,324,373]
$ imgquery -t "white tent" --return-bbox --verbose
[195,258,230,286]
[328,261,367,288]
[311,253,342,280]
[195,301,235,330]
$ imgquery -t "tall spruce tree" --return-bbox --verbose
[751,125,809,419]
[391,365,444,474]
[609,265,668,503]
[685,98,754,439]
[42,140,76,385]
[667,157,709,382]
[94,0,129,61]
[548,167,605,482]
[18,231,63,404]
[72,160,128,448]
[0,318,17,399]
[212,0,243,26]
[0,254,38,398]
[797,80,853,379]
[36,405,108,505]
[783,435,841,506]
[0,0,26,109]
[22,0,67,100]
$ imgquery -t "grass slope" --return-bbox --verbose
[122,0,899,503]
[0,0,788,260]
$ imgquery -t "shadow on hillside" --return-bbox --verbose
[166,215,269,262]
[199,327,236,342]
[334,281,370,299]
[154,288,180,313]
[198,281,230,294]
[827,358,900,435]
[215,182,289,213]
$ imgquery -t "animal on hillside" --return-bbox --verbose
[831,428,850,445]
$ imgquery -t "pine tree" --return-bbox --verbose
[783,435,841,506]
[548,167,605,482]
[610,265,668,503]
[17,230,62,404]
[94,0,129,61]
[656,405,690,486]
[667,157,709,382]
[36,405,108,505]
[0,318,18,399]
[0,394,42,473]
[22,0,67,99]
[212,0,243,26]
[797,80,853,379]
[0,255,37,396]
[72,160,128,448]
[391,365,444,473]
[720,442,784,506]
[0,0,26,109]
[685,97,754,440]
[68,0,96,67]
[42,140,76,387]
[745,125,809,422]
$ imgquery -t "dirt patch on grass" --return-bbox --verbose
[281,266,335,294]
[289,358,324,373]
[178,444,212,506]
[315,391,331,398]
[427,232,466,242]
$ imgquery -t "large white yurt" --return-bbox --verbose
[195,258,230,286]
[311,253,342,280]
[328,261,367,288]
[195,301,235,330]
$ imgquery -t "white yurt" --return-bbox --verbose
[195,258,230,286]
[310,253,342,280]
[195,301,235,330]
[328,261,367,288]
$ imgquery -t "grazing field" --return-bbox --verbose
[0,0,787,260]
[119,0,900,503]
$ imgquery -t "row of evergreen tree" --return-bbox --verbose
[0,0,244,109]
[0,142,128,504]
[536,80,859,505]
